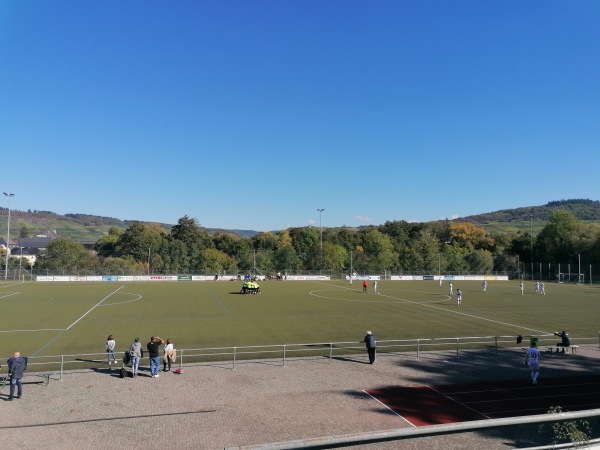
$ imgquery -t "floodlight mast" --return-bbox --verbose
[3,192,14,281]
[317,209,325,274]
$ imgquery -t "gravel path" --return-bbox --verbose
[1,346,599,449]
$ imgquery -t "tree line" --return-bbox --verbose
[16,210,600,277]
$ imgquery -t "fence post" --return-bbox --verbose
[233,347,237,370]
[60,355,64,381]
[179,349,183,370]
[329,343,333,363]
[283,345,286,367]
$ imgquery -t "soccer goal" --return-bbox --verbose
[558,273,584,284]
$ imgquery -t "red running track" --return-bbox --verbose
[366,375,600,426]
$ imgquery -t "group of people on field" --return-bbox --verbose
[106,335,176,378]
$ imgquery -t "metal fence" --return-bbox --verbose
[10,334,600,381]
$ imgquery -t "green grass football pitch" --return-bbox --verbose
[1,279,598,359]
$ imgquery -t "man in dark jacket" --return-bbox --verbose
[554,330,571,353]
[363,331,376,364]
[147,336,164,378]
[7,352,28,400]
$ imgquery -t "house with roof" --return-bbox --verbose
[12,235,56,266]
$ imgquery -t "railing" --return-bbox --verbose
[7,334,599,382]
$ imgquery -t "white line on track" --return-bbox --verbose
[426,385,492,419]
[309,281,549,335]
[362,390,415,426]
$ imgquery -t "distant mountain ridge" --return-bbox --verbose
[461,199,600,223]
[1,199,599,242]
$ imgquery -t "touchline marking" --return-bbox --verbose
[0,292,19,300]
[66,285,125,330]
[310,282,548,335]
[0,328,65,333]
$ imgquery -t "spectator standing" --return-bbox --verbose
[7,352,28,400]
[106,335,117,365]
[163,338,176,372]
[363,280,368,292]
[363,331,376,364]
[372,280,378,294]
[129,338,143,378]
[147,336,164,378]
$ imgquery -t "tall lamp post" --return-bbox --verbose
[317,208,325,274]
[530,214,533,281]
[4,192,14,281]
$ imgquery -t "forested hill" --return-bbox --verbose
[0,210,256,242]
[462,199,600,223]
[1,199,599,242]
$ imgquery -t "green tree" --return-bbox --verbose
[171,216,212,250]
[95,227,122,257]
[322,242,348,271]
[465,249,494,273]
[116,222,167,262]
[536,210,581,263]
[35,237,96,274]
[274,246,302,273]
[101,257,134,275]
[19,226,30,238]
[404,229,440,273]
[291,227,319,268]
[200,248,238,274]
[359,228,398,272]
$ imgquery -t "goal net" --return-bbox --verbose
[558,273,584,284]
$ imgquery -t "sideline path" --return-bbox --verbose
[1,346,599,449]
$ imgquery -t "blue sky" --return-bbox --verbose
[1,1,599,231]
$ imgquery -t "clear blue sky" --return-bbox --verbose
[1,1,599,231]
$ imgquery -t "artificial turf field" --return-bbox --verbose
[1,279,599,359]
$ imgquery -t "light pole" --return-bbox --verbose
[317,208,325,274]
[4,192,14,281]
[530,214,533,281]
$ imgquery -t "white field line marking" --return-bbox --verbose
[0,292,19,300]
[426,385,492,420]
[30,285,126,356]
[0,283,21,289]
[309,282,548,335]
[66,285,125,330]
[362,390,415,427]
[0,328,65,333]
[98,293,142,306]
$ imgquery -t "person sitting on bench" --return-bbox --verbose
[554,330,570,353]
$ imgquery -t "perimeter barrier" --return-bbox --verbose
[6,333,600,382]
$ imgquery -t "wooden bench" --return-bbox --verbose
[546,345,579,355]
